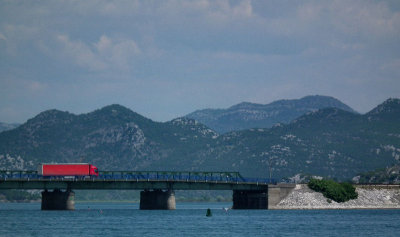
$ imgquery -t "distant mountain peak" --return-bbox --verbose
[302,95,336,100]
[366,98,400,121]
[87,104,153,125]
[185,95,356,133]
[368,98,400,114]
[169,117,219,138]
[36,109,71,117]
[291,107,359,126]
[228,102,261,110]
[28,109,73,123]
[95,104,133,115]
[170,117,200,126]
[100,104,130,111]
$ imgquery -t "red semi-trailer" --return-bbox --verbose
[38,163,99,177]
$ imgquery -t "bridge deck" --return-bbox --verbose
[0,179,270,191]
[0,170,275,191]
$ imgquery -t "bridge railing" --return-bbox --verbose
[0,170,277,184]
[98,171,249,183]
[0,170,41,179]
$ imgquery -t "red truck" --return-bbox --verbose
[38,163,99,177]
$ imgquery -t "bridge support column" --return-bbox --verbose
[232,190,268,209]
[140,189,176,210]
[41,189,75,210]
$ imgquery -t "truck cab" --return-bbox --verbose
[89,164,99,176]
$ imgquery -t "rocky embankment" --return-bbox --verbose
[276,184,400,209]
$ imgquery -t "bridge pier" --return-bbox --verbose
[232,190,268,209]
[140,189,176,210]
[41,189,75,210]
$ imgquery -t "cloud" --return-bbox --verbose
[56,34,141,72]
[329,0,400,37]
[96,35,141,69]
[56,35,105,71]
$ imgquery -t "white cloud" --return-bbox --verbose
[56,34,141,72]
[232,0,253,17]
[57,34,106,71]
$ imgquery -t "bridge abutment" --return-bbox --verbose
[233,184,296,209]
[140,189,176,210]
[41,189,75,210]
[232,190,268,209]
[267,184,296,209]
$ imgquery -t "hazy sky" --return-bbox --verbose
[1,0,400,123]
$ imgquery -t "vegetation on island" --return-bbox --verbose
[308,178,358,203]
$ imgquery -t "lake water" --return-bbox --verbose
[1,202,400,236]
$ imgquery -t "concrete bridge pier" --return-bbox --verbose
[232,190,268,209]
[41,189,75,210]
[140,189,176,210]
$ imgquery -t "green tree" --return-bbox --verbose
[308,178,358,203]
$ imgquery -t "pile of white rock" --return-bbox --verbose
[276,184,400,209]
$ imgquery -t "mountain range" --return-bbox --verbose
[0,96,399,181]
[353,164,400,184]
[185,95,356,133]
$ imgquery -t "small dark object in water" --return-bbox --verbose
[206,208,212,217]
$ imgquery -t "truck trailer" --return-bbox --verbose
[37,163,99,177]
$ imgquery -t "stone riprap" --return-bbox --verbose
[275,184,400,209]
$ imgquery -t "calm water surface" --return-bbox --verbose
[1,202,400,236]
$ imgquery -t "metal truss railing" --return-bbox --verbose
[0,170,276,184]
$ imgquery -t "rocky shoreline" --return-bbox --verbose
[275,184,400,209]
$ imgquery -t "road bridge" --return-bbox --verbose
[0,170,295,210]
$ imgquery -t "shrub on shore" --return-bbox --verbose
[308,178,358,203]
